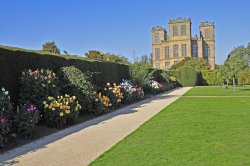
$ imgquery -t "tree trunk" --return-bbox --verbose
[233,77,236,92]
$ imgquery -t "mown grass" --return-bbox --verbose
[184,86,250,96]
[91,86,250,166]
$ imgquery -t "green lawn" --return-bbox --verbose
[91,86,250,166]
[184,86,250,96]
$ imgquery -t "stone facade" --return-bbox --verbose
[152,18,215,70]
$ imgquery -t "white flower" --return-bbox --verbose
[4,91,9,95]
[2,87,5,92]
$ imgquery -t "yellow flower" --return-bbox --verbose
[65,101,69,105]
[72,96,76,100]
[65,110,70,114]
[48,96,53,100]
[52,107,55,111]
[109,104,112,106]
[95,98,98,102]
[59,112,64,117]
[44,104,49,108]
[43,101,47,105]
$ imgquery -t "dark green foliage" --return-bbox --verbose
[15,104,39,139]
[0,46,130,105]
[179,66,198,86]
[57,66,94,112]
[0,88,13,147]
[18,69,59,112]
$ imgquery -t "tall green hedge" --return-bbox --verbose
[0,46,129,104]
[167,67,199,86]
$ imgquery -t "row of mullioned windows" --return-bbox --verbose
[156,44,187,60]
[173,25,187,37]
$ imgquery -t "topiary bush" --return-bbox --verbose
[179,66,198,86]
[57,66,93,112]
[43,95,81,128]
[18,69,59,112]
[0,88,13,147]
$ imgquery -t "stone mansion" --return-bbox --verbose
[152,18,215,70]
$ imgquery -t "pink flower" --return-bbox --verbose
[33,70,38,75]
[0,118,6,123]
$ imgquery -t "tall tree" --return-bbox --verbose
[42,41,60,54]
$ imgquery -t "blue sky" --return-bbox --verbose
[1,0,250,64]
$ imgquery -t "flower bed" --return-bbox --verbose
[0,65,177,151]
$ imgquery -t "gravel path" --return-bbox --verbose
[0,87,191,166]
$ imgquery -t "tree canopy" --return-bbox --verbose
[170,57,209,71]
[42,41,60,54]
[85,50,130,65]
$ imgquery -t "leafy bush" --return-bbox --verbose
[130,62,151,86]
[238,68,250,85]
[145,80,161,94]
[0,88,13,147]
[200,70,223,86]
[179,66,198,86]
[91,92,112,114]
[43,95,81,128]
[101,83,123,108]
[19,69,59,112]
[57,66,93,112]
[15,104,39,138]
[119,80,144,104]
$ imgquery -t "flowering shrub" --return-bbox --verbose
[57,66,93,112]
[102,83,123,108]
[146,80,161,94]
[19,69,59,112]
[91,92,112,114]
[0,88,13,146]
[120,80,144,103]
[15,104,39,138]
[43,94,81,128]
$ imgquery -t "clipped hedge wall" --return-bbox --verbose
[0,47,129,104]
[167,67,199,87]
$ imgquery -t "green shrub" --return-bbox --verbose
[15,104,39,139]
[0,88,13,147]
[43,95,81,128]
[57,66,93,112]
[0,46,130,105]
[91,92,112,114]
[19,69,59,112]
[179,66,198,86]
[101,83,123,108]
[119,80,144,104]
[130,62,151,86]
[238,68,250,85]
[200,70,223,86]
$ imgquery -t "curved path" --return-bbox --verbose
[0,87,191,166]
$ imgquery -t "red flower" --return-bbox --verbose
[33,70,38,75]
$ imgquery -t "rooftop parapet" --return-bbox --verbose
[152,26,166,31]
[200,21,214,26]
[169,17,191,23]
